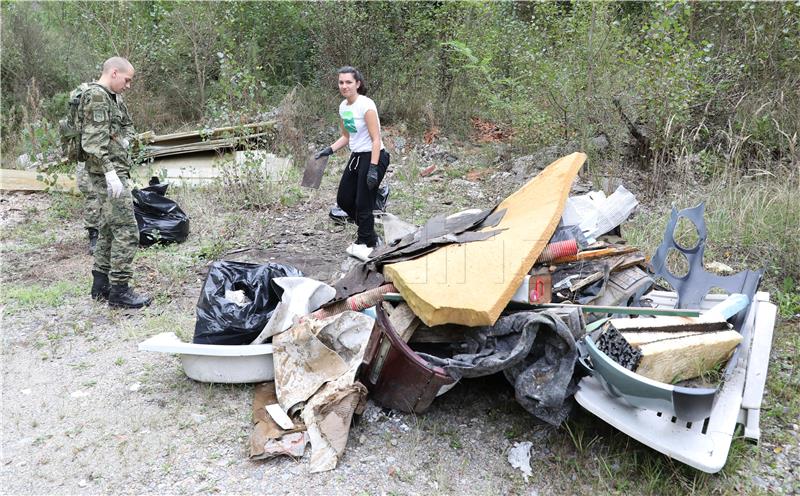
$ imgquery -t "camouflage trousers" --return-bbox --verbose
[87,172,139,285]
[76,162,102,230]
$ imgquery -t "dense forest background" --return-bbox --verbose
[1,1,798,180]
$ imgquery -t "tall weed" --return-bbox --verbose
[626,173,800,289]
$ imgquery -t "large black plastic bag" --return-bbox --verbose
[193,261,303,345]
[132,184,190,246]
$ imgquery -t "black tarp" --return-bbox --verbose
[418,310,584,425]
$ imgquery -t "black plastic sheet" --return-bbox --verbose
[132,184,190,246]
[193,261,303,345]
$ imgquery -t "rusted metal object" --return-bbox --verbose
[360,305,455,413]
[301,154,329,189]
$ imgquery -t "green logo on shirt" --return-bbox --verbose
[342,110,357,133]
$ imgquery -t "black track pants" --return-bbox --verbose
[336,149,389,247]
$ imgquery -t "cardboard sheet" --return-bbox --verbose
[248,381,307,460]
[271,311,375,472]
[383,153,586,326]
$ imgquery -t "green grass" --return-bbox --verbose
[557,410,764,495]
[0,280,85,311]
[626,174,800,289]
[762,322,800,435]
[0,220,56,251]
[48,192,83,221]
[118,309,196,342]
[775,277,800,319]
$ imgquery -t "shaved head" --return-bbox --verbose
[98,56,135,94]
[102,57,134,75]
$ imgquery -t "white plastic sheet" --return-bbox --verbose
[251,277,335,344]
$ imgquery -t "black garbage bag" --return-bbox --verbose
[375,183,390,211]
[132,183,190,246]
[193,261,303,345]
[329,184,391,224]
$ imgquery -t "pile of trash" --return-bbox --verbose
[139,152,776,475]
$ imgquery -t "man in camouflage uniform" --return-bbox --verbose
[82,57,151,308]
[76,161,101,254]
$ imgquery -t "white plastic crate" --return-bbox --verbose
[574,291,776,473]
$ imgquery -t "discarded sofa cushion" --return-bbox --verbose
[193,261,302,345]
[419,310,584,426]
[132,183,190,246]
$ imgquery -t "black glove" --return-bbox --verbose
[314,146,333,159]
[366,163,380,190]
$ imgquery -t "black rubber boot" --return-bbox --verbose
[91,270,110,301]
[87,228,99,255]
[108,284,152,309]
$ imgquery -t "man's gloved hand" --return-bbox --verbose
[366,163,380,190]
[105,170,124,199]
[314,146,334,159]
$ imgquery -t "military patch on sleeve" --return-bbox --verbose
[93,109,107,123]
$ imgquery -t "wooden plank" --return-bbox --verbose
[383,153,586,327]
[387,303,421,342]
[536,303,702,317]
[0,169,77,193]
[382,292,704,317]
[149,121,276,146]
[142,132,272,159]
[551,245,639,264]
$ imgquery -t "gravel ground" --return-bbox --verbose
[1,142,798,494]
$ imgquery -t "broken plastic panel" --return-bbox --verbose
[649,203,762,329]
[575,291,776,473]
[578,336,715,421]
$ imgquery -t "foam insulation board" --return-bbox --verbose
[384,153,586,326]
[634,330,743,383]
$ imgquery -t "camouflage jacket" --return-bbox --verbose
[81,83,136,177]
